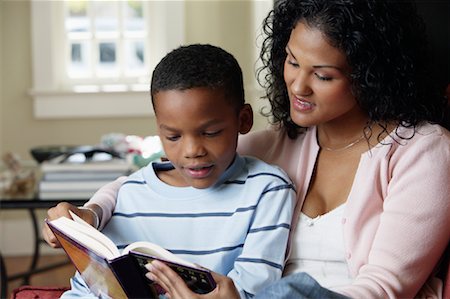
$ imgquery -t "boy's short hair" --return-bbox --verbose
[150,44,245,110]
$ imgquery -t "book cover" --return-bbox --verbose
[39,180,112,192]
[38,190,99,200]
[43,171,127,181]
[38,180,111,200]
[46,213,216,298]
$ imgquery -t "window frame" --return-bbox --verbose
[30,1,185,119]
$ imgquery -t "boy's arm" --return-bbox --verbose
[61,272,98,298]
[228,172,296,298]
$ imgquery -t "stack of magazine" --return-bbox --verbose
[38,153,133,200]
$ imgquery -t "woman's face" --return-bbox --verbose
[284,21,362,128]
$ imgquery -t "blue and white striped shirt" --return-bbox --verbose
[67,154,296,298]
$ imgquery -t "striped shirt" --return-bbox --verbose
[104,154,295,298]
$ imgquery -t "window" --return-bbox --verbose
[65,1,147,83]
[30,1,185,119]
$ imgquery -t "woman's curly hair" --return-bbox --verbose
[257,0,447,139]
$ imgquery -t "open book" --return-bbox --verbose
[46,212,216,299]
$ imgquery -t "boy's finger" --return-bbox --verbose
[41,222,61,248]
[147,260,198,299]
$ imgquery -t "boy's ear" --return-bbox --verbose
[238,104,253,134]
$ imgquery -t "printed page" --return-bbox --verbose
[122,241,197,268]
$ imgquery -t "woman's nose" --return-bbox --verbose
[290,71,312,96]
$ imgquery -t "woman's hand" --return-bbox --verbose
[42,202,99,248]
[145,260,240,299]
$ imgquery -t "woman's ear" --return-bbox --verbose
[238,104,253,134]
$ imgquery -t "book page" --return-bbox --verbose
[69,211,95,229]
[51,213,120,259]
[122,241,197,268]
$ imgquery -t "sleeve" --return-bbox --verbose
[60,272,98,299]
[86,176,127,230]
[227,169,296,298]
[336,129,450,298]
[237,128,281,161]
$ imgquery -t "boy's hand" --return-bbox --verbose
[42,202,98,248]
[145,260,239,299]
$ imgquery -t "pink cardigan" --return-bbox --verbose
[90,123,450,298]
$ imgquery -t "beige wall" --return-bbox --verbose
[0,1,271,256]
[0,0,270,162]
[0,0,3,158]
[1,1,156,161]
[185,1,255,84]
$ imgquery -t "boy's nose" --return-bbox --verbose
[183,138,206,158]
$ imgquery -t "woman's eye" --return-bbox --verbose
[286,57,299,67]
[315,73,332,81]
[288,60,299,67]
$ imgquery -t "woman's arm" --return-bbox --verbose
[87,176,126,229]
[42,176,126,247]
[42,201,102,248]
[337,126,450,298]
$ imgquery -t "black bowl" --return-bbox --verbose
[30,145,77,163]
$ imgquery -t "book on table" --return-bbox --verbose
[38,180,113,200]
[38,157,133,200]
[46,212,216,299]
[40,155,132,173]
[42,170,127,181]
[39,190,102,200]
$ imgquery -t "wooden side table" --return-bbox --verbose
[0,197,87,298]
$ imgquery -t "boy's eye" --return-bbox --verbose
[166,135,180,142]
[315,73,332,81]
[204,130,222,137]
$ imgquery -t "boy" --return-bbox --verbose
[50,44,295,298]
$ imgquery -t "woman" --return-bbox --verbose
[44,0,450,298]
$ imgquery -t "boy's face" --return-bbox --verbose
[153,87,252,189]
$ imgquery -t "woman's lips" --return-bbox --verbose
[292,97,315,112]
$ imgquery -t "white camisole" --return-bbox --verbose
[283,204,353,288]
